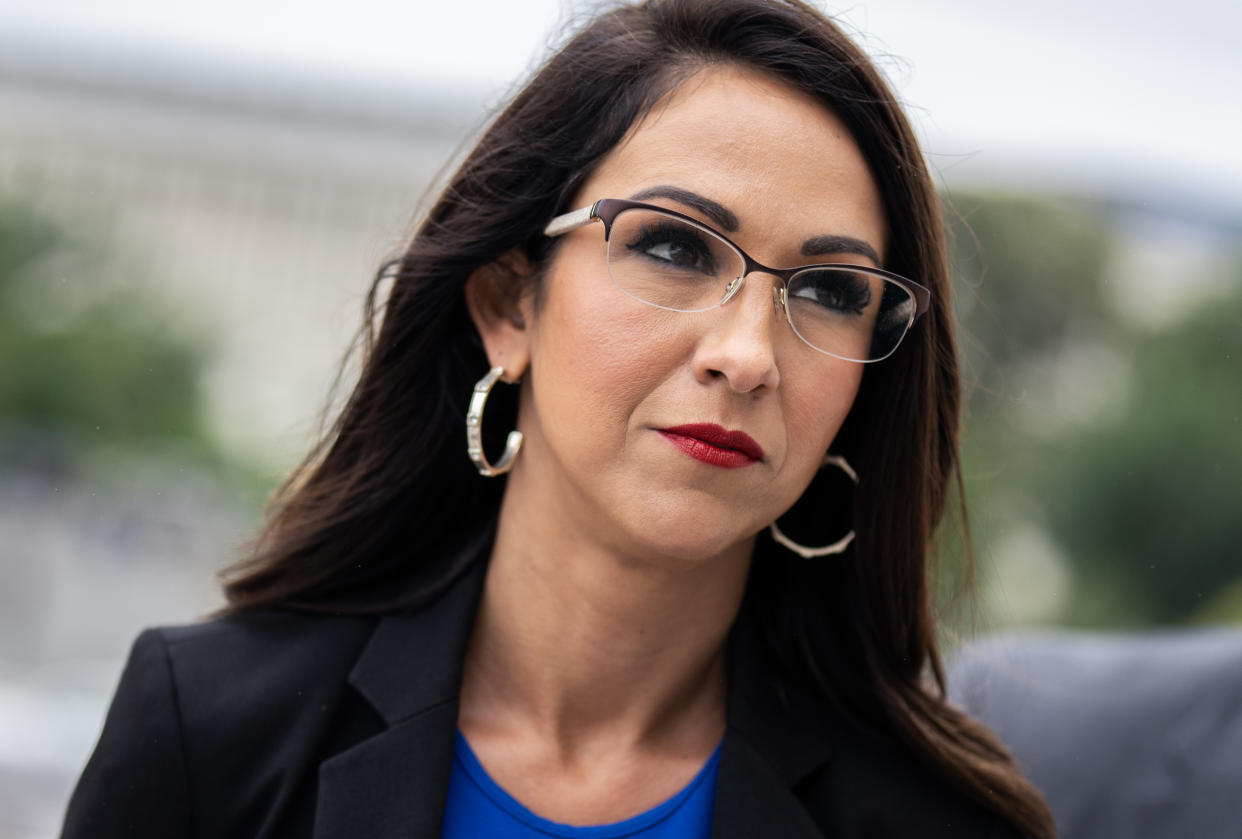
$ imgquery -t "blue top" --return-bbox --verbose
[441,731,721,838]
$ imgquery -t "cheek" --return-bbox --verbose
[531,275,684,429]
[787,361,863,455]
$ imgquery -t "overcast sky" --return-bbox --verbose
[3,0,1241,210]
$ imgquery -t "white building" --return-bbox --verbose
[1,35,487,838]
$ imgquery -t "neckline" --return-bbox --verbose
[453,731,722,837]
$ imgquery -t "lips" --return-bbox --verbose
[658,423,765,468]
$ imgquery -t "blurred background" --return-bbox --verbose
[1,1,1239,836]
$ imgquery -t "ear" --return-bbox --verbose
[464,249,536,381]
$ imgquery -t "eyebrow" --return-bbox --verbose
[801,235,881,265]
[628,185,740,232]
[627,184,882,266]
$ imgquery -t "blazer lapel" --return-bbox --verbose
[313,702,459,839]
[713,610,835,839]
[313,557,488,839]
[713,732,828,839]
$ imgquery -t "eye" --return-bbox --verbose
[789,269,873,316]
[625,221,718,275]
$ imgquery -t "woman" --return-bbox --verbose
[63,1,1054,837]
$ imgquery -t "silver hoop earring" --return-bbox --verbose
[769,454,859,558]
[466,366,524,477]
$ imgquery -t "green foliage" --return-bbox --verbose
[1195,577,1242,624]
[949,193,1115,374]
[0,198,209,454]
[945,190,1242,628]
[1043,285,1242,625]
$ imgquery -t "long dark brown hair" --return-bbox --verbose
[220,1,1053,834]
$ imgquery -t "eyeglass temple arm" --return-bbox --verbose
[543,202,600,238]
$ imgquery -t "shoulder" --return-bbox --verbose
[153,609,376,717]
[727,622,1020,838]
[795,719,1021,838]
[63,610,380,839]
[142,610,380,794]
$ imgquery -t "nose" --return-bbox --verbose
[691,275,782,393]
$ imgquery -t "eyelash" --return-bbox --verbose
[625,222,718,273]
[790,273,872,316]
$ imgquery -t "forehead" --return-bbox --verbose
[572,64,887,260]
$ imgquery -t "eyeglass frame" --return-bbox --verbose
[542,198,931,363]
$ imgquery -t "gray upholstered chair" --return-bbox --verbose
[949,629,1242,839]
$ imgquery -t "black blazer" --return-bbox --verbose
[63,556,1016,838]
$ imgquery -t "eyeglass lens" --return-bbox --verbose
[604,207,916,362]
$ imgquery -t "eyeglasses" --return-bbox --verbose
[543,198,930,363]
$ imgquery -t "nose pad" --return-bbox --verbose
[772,284,787,317]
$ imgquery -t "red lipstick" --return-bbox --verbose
[658,423,764,468]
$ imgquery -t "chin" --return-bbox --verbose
[623,504,758,567]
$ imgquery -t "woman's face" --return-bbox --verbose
[490,64,887,564]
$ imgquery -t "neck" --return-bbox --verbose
[459,476,752,759]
